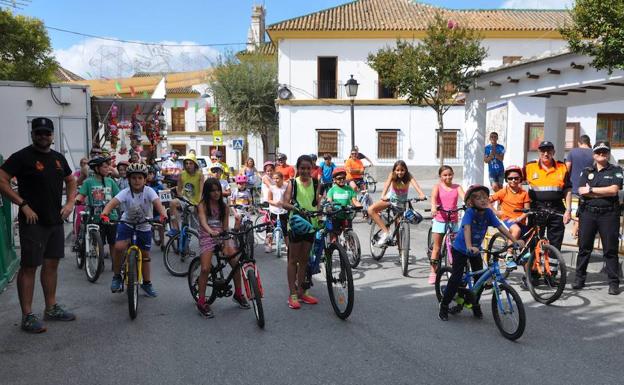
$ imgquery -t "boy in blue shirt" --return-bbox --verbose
[439,184,523,321]
[319,153,336,195]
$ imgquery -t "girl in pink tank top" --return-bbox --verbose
[429,166,465,284]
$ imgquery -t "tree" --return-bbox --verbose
[0,9,57,86]
[561,0,624,73]
[368,14,487,165]
[210,51,278,161]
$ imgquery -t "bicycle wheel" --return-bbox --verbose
[187,257,219,304]
[486,232,512,279]
[164,229,199,277]
[85,229,104,283]
[325,243,354,319]
[247,269,265,328]
[434,266,454,302]
[369,221,387,261]
[75,241,85,269]
[275,229,283,259]
[399,222,410,277]
[243,222,255,259]
[526,243,566,304]
[491,282,526,341]
[254,214,267,243]
[127,249,139,320]
[343,229,362,268]
[365,174,377,193]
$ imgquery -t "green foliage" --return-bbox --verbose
[210,51,278,153]
[368,13,487,113]
[561,0,624,73]
[0,9,57,86]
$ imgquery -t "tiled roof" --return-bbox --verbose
[166,86,200,95]
[267,0,571,32]
[238,42,277,57]
[54,66,84,82]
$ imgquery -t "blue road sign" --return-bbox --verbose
[233,139,244,150]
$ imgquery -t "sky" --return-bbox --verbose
[8,0,574,79]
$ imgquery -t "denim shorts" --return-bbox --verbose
[489,174,504,185]
[115,223,152,251]
[502,219,527,234]
[431,219,459,234]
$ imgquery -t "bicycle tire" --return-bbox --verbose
[254,214,267,243]
[486,232,512,279]
[526,243,566,304]
[491,282,526,341]
[127,249,139,320]
[325,243,354,320]
[163,229,199,277]
[243,221,255,259]
[369,221,387,261]
[247,269,265,329]
[434,266,454,303]
[399,222,410,277]
[275,229,282,259]
[365,175,377,193]
[75,226,85,269]
[85,229,104,283]
[187,257,219,304]
[344,229,362,268]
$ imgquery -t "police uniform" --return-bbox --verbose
[575,158,622,289]
[525,153,571,250]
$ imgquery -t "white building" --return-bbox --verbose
[266,0,590,179]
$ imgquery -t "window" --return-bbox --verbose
[317,130,338,157]
[436,130,458,159]
[206,109,219,132]
[317,57,337,99]
[596,114,624,147]
[377,130,398,159]
[171,144,187,156]
[525,122,580,151]
[171,107,185,132]
[378,78,396,99]
[502,56,523,65]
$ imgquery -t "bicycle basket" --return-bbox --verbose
[404,209,423,225]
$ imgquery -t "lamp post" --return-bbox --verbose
[345,75,359,149]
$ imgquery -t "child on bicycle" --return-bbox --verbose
[100,163,168,297]
[75,156,120,259]
[147,166,165,247]
[265,171,289,253]
[231,175,253,229]
[438,184,523,321]
[429,166,465,284]
[489,165,530,241]
[319,153,336,195]
[196,178,250,318]
[368,160,426,247]
[326,167,361,242]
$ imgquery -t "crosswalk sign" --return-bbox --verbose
[213,130,223,144]
[233,139,244,150]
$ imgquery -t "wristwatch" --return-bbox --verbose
[588,186,594,194]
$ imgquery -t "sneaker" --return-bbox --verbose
[375,232,390,247]
[505,259,517,269]
[300,290,319,305]
[167,228,180,237]
[288,294,301,309]
[196,299,214,318]
[472,304,483,319]
[233,294,251,309]
[428,271,437,285]
[111,275,123,293]
[21,313,47,333]
[438,304,449,321]
[264,244,272,253]
[572,280,585,290]
[520,276,528,291]
[608,284,620,296]
[141,283,158,297]
[44,304,76,321]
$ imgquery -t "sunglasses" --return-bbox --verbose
[210,158,218,161]
[334,176,346,181]
[34,130,52,136]
[595,150,609,155]
[507,177,521,181]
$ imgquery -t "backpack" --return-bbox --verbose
[290,177,319,208]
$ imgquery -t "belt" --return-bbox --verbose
[580,204,619,214]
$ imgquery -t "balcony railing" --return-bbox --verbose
[313,80,344,99]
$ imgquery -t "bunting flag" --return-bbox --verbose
[205,103,210,112]
[194,102,199,112]
[115,81,122,92]
[130,86,136,97]
[212,106,218,114]
[173,98,178,108]
[142,91,149,99]
[184,100,189,110]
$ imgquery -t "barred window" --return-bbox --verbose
[206,109,219,132]
[436,130,458,159]
[171,107,185,132]
[377,130,398,159]
[317,130,338,157]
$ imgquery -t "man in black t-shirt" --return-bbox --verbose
[0,117,78,333]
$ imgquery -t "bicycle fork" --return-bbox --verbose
[241,262,264,299]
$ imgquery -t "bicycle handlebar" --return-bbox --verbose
[210,222,272,240]
[513,208,564,217]
[109,218,163,228]
[425,205,466,214]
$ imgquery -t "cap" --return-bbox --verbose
[537,140,554,150]
[32,117,54,132]
[593,141,611,153]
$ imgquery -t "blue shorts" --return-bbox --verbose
[502,220,527,234]
[489,174,504,185]
[116,223,152,251]
[431,219,459,234]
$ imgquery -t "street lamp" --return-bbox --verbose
[345,74,359,148]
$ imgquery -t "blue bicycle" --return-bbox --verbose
[434,246,526,341]
[163,195,199,277]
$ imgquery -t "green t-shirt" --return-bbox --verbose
[327,184,356,207]
[79,176,120,220]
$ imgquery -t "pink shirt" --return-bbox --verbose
[434,183,460,223]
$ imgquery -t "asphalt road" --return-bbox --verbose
[1,210,623,385]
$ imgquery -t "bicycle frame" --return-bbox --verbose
[459,254,514,313]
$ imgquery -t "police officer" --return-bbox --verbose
[524,140,572,250]
[573,141,621,295]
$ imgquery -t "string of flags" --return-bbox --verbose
[109,81,218,113]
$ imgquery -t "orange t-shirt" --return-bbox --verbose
[490,186,530,223]
[275,164,295,181]
[345,158,364,181]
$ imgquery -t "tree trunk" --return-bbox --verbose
[260,132,269,162]
[437,109,445,167]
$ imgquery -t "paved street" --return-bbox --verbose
[1,211,623,385]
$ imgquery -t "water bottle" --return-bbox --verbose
[309,232,323,275]
[520,251,531,263]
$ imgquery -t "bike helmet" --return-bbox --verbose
[126,162,148,177]
[117,161,130,169]
[263,161,275,170]
[210,163,224,172]
[332,167,347,178]
[289,214,313,235]
[464,184,490,203]
[309,154,318,162]
[504,165,524,180]
[147,166,156,174]
[277,153,287,161]
[235,175,248,184]
[88,156,111,171]
[404,208,423,225]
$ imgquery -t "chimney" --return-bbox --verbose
[247,4,266,52]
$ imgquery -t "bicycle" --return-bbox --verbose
[231,204,257,259]
[363,165,377,193]
[435,245,526,341]
[110,218,161,320]
[187,222,271,328]
[75,204,105,283]
[302,206,356,320]
[326,203,363,268]
[425,206,465,268]
[486,208,567,305]
[163,194,200,277]
[369,198,426,277]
